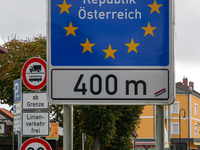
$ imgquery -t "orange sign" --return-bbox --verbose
[46,123,59,140]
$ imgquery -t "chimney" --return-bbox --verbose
[183,77,188,85]
[189,81,194,89]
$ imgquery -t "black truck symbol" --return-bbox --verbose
[29,65,41,73]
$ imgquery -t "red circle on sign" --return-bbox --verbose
[22,57,47,90]
[20,138,52,150]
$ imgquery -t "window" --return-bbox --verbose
[172,123,179,134]
[195,124,198,135]
[195,104,198,116]
[172,102,179,114]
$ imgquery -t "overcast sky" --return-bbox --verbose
[0,0,200,96]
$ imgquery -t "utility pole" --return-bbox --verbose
[156,105,164,150]
[63,105,73,150]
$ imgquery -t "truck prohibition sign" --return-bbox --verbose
[22,57,47,91]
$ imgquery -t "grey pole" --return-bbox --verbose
[82,133,84,150]
[18,114,22,150]
[167,105,171,150]
[63,105,73,150]
[82,133,86,150]
[156,105,164,150]
[18,131,22,150]
[56,105,59,150]
[12,126,14,150]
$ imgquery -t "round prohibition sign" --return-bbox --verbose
[20,138,52,150]
[22,57,47,90]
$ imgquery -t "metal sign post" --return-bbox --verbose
[63,105,73,150]
[82,133,86,150]
[13,78,22,149]
[156,105,164,149]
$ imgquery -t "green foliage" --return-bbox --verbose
[0,36,46,106]
[73,105,144,150]
[104,106,143,150]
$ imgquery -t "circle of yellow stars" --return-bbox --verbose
[57,0,163,59]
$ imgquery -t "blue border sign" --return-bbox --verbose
[51,0,169,66]
[48,0,174,105]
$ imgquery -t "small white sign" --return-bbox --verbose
[13,102,21,115]
[58,127,63,136]
[22,112,49,136]
[23,92,49,110]
[14,115,21,132]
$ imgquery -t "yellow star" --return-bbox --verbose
[102,44,118,59]
[148,0,163,14]
[80,38,95,53]
[125,38,140,53]
[57,0,72,14]
[141,22,157,37]
[63,22,78,37]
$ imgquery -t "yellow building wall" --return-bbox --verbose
[137,105,154,138]
[191,119,200,138]
[191,95,200,138]
[172,95,189,118]
[171,95,189,139]
[191,95,200,118]
[180,119,189,138]
[140,105,154,116]
[171,118,188,139]
[137,118,154,138]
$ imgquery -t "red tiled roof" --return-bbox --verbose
[176,82,200,97]
[0,46,8,54]
[0,108,13,118]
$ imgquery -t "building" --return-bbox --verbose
[135,77,200,150]
[0,108,17,150]
[0,46,8,54]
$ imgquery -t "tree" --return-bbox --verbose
[74,105,144,150]
[104,106,143,150]
[0,36,144,150]
[0,36,46,106]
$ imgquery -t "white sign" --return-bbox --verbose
[51,69,169,104]
[23,92,49,110]
[13,102,21,115]
[58,127,63,136]
[22,112,49,136]
[14,115,21,132]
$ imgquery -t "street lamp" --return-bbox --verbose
[179,109,187,150]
